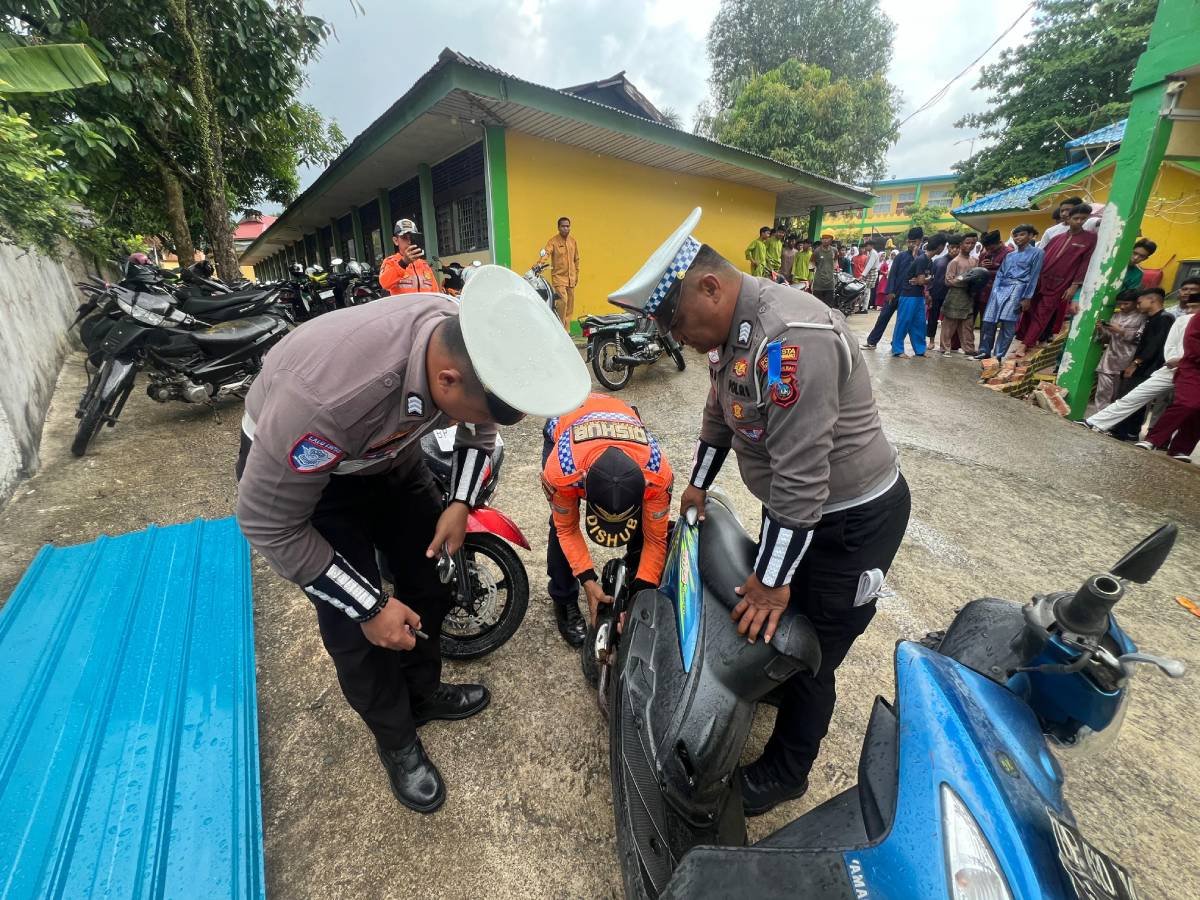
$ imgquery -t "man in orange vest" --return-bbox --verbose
[538,216,580,330]
[541,393,673,646]
[380,218,439,295]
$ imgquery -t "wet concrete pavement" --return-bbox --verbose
[1,309,1197,899]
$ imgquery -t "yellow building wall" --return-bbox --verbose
[503,130,777,318]
[824,180,964,239]
[957,163,1200,291]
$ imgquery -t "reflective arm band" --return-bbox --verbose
[689,440,729,490]
[303,552,386,621]
[451,447,490,507]
[753,513,813,589]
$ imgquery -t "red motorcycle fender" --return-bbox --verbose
[466,507,530,550]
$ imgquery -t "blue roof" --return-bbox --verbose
[952,161,1090,216]
[0,517,265,899]
[1064,119,1126,149]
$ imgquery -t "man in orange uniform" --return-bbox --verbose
[539,216,580,330]
[541,393,673,646]
[380,218,439,295]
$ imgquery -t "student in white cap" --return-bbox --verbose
[609,209,910,816]
[235,266,588,814]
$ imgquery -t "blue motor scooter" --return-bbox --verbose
[605,492,1183,899]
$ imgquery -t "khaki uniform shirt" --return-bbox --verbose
[542,233,580,288]
[700,275,898,530]
[236,296,496,588]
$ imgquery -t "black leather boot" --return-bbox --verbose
[376,738,445,813]
[411,682,490,726]
[740,756,809,817]
[554,600,587,648]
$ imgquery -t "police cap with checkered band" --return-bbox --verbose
[459,265,589,421]
[608,207,702,334]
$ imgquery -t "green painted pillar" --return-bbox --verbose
[378,189,393,258]
[484,125,511,268]
[1057,0,1197,418]
[418,163,439,260]
[330,218,344,261]
[807,206,824,242]
[351,207,366,263]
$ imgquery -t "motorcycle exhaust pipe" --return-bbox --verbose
[613,354,646,366]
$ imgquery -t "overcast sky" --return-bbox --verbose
[297,0,1034,189]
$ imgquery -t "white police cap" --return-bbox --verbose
[608,207,703,325]
[459,265,589,418]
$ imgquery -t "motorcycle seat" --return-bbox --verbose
[190,315,279,348]
[698,497,822,674]
[586,313,638,325]
[179,289,272,314]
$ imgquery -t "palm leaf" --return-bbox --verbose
[0,43,107,93]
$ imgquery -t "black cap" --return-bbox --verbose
[583,447,645,548]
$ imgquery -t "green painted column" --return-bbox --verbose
[807,206,824,242]
[330,218,345,261]
[418,163,439,260]
[351,207,366,263]
[484,125,511,268]
[1057,0,1196,418]
[378,189,393,258]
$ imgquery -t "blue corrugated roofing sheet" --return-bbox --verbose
[0,517,264,899]
[1064,119,1126,149]
[952,161,1090,215]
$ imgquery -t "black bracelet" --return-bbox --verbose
[358,594,389,623]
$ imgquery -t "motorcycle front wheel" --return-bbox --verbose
[592,336,633,391]
[668,343,686,372]
[440,533,529,660]
[70,360,122,457]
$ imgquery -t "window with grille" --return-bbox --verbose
[872,195,893,215]
[435,191,489,255]
[925,189,954,208]
[895,191,917,215]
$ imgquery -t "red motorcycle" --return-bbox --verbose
[418,427,530,659]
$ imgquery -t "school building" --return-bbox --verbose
[952,119,1200,292]
[821,175,966,243]
[238,49,872,321]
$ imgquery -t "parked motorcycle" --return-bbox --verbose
[834,270,868,316]
[377,426,530,659]
[523,249,557,312]
[604,491,1181,899]
[70,282,288,456]
[329,258,382,307]
[581,310,686,391]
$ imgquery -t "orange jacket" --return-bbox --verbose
[379,254,439,295]
[542,393,674,586]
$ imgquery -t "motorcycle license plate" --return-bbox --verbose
[1046,811,1138,899]
[319,289,335,299]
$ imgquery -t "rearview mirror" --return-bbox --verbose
[1111,523,1177,584]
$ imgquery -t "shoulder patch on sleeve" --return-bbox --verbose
[289,433,344,473]
[406,392,424,416]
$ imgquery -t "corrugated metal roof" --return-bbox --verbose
[951,161,1090,215]
[1064,119,1126,149]
[0,517,264,899]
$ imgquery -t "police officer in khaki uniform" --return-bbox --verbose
[235,266,588,814]
[609,209,911,816]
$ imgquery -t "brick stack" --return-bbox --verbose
[976,334,1071,409]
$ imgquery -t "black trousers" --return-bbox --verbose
[812,288,835,308]
[763,474,911,782]
[238,437,449,750]
[542,433,644,607]
[926,292,945,340]
[866,296,898,346]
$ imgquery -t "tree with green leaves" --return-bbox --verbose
[711,60,897,184]
[953,0,1155,196]
[6,1,343,276]
[705,0,893,110]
